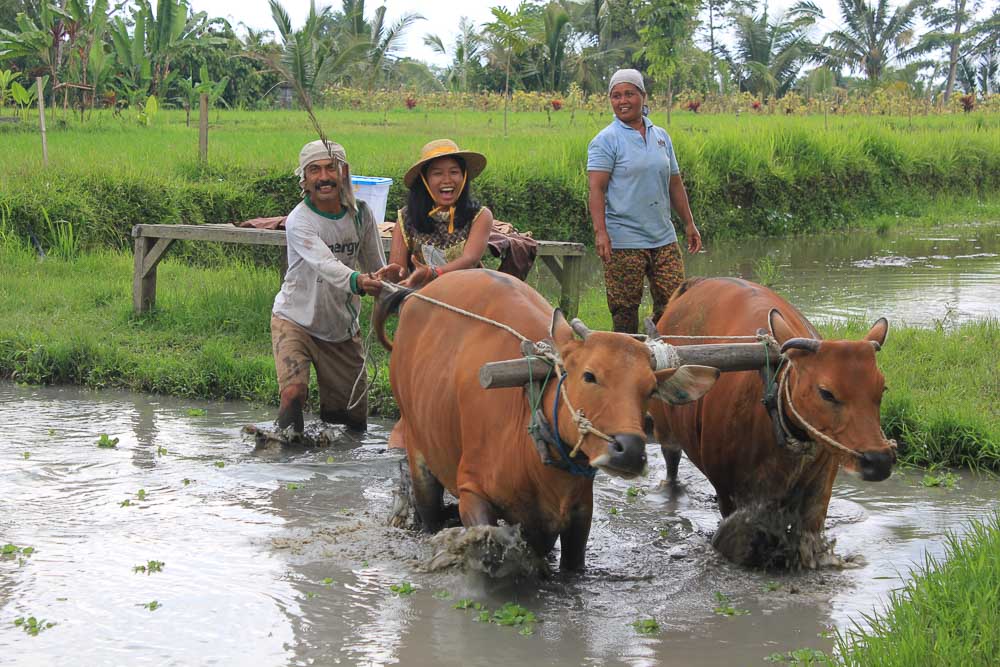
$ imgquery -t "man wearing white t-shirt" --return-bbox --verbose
[271,140,385,435]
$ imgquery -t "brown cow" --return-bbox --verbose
[374,269,718,571]
[649,277,895,568]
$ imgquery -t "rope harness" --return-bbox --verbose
[372,282,895,469]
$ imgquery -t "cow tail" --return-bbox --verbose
[372,285,415,352]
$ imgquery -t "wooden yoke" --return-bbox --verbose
[480,340,782,389]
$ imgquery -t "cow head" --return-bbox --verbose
[547,310,717,479]
[769,309,895,481]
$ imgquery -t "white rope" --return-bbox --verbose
[648,339,681,370]
[777,361,898,460]
[379,280,612,454]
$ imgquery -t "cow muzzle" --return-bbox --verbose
[590,433,648,478]
[859,449,895,482]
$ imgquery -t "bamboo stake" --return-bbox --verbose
[37,77,48,168]
[199,93,208,163]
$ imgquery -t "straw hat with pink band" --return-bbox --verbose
[404,139,487,233]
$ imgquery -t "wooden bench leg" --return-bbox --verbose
[559,255,582,319]
[133,236,173,314]
[133,236,156,313]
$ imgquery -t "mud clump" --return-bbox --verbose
[419,525,548,578]
[712,502,846,570]
[243,422,354,451]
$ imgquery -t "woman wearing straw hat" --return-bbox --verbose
[379,139,493,288]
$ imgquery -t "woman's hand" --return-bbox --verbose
[400,256,436,288]
[595,229,612,263]
[684,221,703,254]
[375,263,407,283]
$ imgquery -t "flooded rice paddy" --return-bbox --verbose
[2,383,998,666]
[535,222,1000,327]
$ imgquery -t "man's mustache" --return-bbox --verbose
[315,180,338,189]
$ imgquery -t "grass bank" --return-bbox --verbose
[835,511,1000,667]
[1,110,998,252]
[1,239,998,470]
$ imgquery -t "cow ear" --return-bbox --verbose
[865,317,889,351]
[768,308,795,346]
[653,365,720,405]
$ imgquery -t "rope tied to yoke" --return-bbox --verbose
[388,285,615,455]
[773,358,898,461]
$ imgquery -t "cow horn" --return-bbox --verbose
[780,338,821,354]
[570,318,592,340]
[644,317,661,340]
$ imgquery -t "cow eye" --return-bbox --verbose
[583,371,597,384]
[818,387,838,403]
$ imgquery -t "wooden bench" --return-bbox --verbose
[131,223,587,317]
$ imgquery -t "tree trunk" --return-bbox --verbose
[504,50,511,137]
[666,77,673,126]
[943,0,966,104]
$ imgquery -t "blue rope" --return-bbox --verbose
[552,373,597,479]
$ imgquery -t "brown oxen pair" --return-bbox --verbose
[650,277,896,568]
[374,269,718,571]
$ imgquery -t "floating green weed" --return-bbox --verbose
[763,648,831,664]
[214,461,225,468]
[120,499,132,507]
[321,577,334,586]
[2,544,34,558]
[713,592,750,616]
[182,478,192,485]
[187,408,207,417]
[286,482,302,491]
[136,489,147,501]
[632,618,661,634]
[95,434,119,449]
[609,507,619,516]
[921,469,959,488]
[133,560,165,574]
[139,600,161,611]
[390,581,415,596]
[22,451,30,459]
[326,456,335,464]
[156,446,168,456]
[433,590,451,600]
[764,581,781,592]
[491,603,536,627]
[14,616,56,636]
[453,599,482,610]
[626,486,644,498]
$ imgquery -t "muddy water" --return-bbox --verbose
[2,384,998,666]
[532,222,1000,327]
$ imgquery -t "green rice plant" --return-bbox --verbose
[836,512,1000,666]
[753,256,782,286]
[41,207,78,260]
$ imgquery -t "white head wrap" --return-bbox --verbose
[608,68,646,95]
[294,139,357,212]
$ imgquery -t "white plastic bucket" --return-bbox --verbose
[351,176,393,223]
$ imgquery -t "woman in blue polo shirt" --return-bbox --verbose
[586,68,703,334]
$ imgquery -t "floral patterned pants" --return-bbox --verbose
[602,243,685,334]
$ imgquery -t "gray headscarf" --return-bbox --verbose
[608,68,646,95]
[295,139,358,213]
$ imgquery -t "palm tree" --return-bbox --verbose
[485,3,533,136]
[338,0,422,89]
[729,1,822,100]
[823,0,930,84]
[265,0,366,105]
[424,16,482,92]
